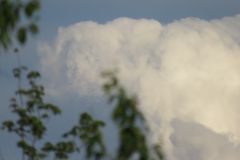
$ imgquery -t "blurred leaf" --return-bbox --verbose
[25,1,40,17]
[27,71,40,79]
[2,121,14,131]
[17,27,26,45]
[29,23,38,34]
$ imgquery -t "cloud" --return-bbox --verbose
[39,15,240,160]
[171,119,240,160]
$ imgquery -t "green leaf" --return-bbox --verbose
[42,142,55,151]
[27,71,40,79]
[17,140,28,148]
[2,121,14,131]
[25,1,40,17]
[1,32,10,49]
[13,68,21,78]
[29,23,38,34]
[17,27,26,45]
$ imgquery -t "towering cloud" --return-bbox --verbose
[39,15,240,160]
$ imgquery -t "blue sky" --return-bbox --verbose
[1,0,240,159]
[39,0,240,37]
[35,0,240,41]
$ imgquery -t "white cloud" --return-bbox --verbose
[172,119,240,160]
[39,15,240,160]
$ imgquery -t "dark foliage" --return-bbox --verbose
[0,0,40,50]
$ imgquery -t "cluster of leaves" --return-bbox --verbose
[41,112,106,160]
[102,71,164,160]
[2,66,61,159]
[2,68,165,160]
[42,140,76,159]
[1,67,106,160]
[0,0,40,50]
[102,71,148,159]
[63,112,106,160]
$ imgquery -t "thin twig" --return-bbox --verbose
[16,51,24,107]
[16,51,26,160]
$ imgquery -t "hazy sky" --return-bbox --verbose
[1,0,240,160]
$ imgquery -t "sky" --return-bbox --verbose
[1,0,240,160]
